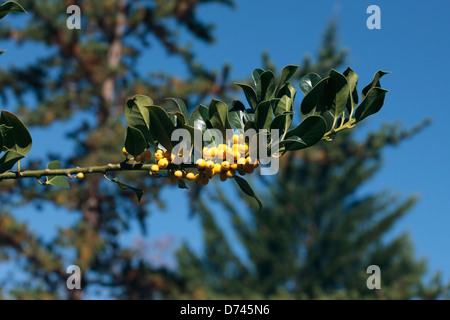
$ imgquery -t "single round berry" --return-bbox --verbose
[226,170,235,178]
[233,134,239,144]
[158,158,169,169]
[151,164,159,173]
[230,163,238,170]
[155,152,164,161]
[196,158,206,170]
[205,160,215,170]
[174,170,183,178]
[186,172,195,180]
[213,164,222,175]
[76,172,85,180]
[221,161,230,171]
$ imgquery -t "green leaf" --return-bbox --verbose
[276,82,297,99]
[270,112,293,137]
[343,67,359,112]
[125,126,147,157]
[283,115,327,150]
[209,99,231,138]
[325,69,349,120]
[234,176,262,212]
[0,1,26,20]
[254,100,273,131]
[0,110,32,156]
[257,70,275,101]
[109,177,144,202]
[168,111,186,127]
[362,70,390,101]
[272,95,292,116]
[235,83,258,110]
[228,110,245,132]
[125,95,154,146]
[355,87,388,123]
[252,68,265,87]
[45,160,70,189]
[299,73,322,95]
[0,149,23,174]
[148,105,176,151]
[167,98,189,122]
[300,77,329,119]
[275,65,298,96]
[178,179,188,189]
[189,105,209,131]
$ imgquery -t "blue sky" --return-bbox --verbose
[1,0,450,295]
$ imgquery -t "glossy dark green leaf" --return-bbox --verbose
[0,150,23,174]
[168,111,186,128]
[325,69,349,120]
[125,126,147,157]
[109,177,144,202]
[270,112,293,136]
[148,105,176,151]
[299,73,322,95]
[228,110,245,132]
[257,70,275,101]
[355,87,388,123]
[0,110,32,156]
[234,176,262,212]
[276,82,297,99]
[45,160,70,189]
[272,95,292,116]
[275,65,298,97]
[284,115,327,149]
[229,100,246,112]
[254,101,273,131]
[362,70,390,101]
[244,119,255,132]
[252,68,265,87]
[189,105,208,131]
[300,77,329,119]
[167,98,189,122]
[125,95,154,145]
[235,83,258,110]
[343,67,359,111]
[0,1,26,20]
[209,99,231,137]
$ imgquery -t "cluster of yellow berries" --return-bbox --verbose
[123,134,259,186]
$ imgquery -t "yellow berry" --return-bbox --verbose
[122,147,129,156]
[151,164,159,173]
[205,160,215,170]
[76,172,84,180]
[237,157,246,170]
[158,158,169,169]
[210,147,217,158]
[194,174,201,183]
[221,161,230,171]
[233,134,239,144]
[233,151,241,160]
[142,150,152,160]
[213,164,222,175]
[155,152,164,161]
[226,170,235,178]
[186,172,195,180]
[174,170,183,178]
[196,158,206,170]
[230,163,238,170]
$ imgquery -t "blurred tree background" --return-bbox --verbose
[0,0,447,299]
